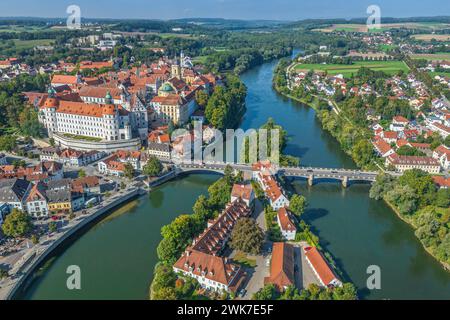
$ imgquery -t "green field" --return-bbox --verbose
[314,22,450,33]
[294,60,409,78]
[430,71,450,78]
[0,25,47,33]
[411,52,450,61]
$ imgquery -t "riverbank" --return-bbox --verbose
[274,60,450,272]
[383,199,450,271]
[1,187,143,300]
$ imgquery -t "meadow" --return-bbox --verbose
[313,22,450,33]
[294,60,409,78]
[411,53,450,61]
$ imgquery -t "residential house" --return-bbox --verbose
[0,178,31,212]
[173,250,244,293]
[25,182,49,218]
[372,139,395,158]
[277,207,297,241]
[304,246,342,288]
[432,145,450,170]
[253,165,289,210]
[231,183,255,208]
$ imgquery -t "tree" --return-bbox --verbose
[0,268,9,280]
[0,135,17,152]
[332,283,358,300]
[396,145,425,156]
[143,156,163,177]
[289,194,307,217]
[435,189,450,208]
[78,169,86,178]
[49,137,55,147]
[48,221,57,233]
[351,140,374,168]
[369,173,395,200]
[207,178,233,211]
[1,209,32,238]
[18,108,44,138]
[445,135,450,148]
[195,90,209,108]
[193,195,211,221]
[152,287,177,300]
[229,218,264,255]
[252,284,279,300]
[398,169,437,207]
[30,234,39,245]
[123,162,135,180]
[385,185,419,215]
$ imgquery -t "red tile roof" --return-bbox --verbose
[231,184,253,202]
[277,207,297,233]
[432,176,450,188]
[174,249,241,288]
[264,242,295,291]
[304,246,339,287]
[387,154,440,166]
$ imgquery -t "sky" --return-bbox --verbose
[0,0,449,21]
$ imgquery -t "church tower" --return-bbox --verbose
[171,55,181,79]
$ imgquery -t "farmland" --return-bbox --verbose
[313,22,450,33]
[410,52,450,61]
[411,34,450,41]
[294,60,409,78]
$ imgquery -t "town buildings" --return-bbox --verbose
[98,150,148,176]
[172,198,251,293]
[0,179,32,212]
[277,208,297,241]
[252,161,290,210]
[40,147,104,167]
[386,154,441,174]
[231,183,255,208]
[304,246,342,288]
[264,242,295,292]
[433,145,450,170]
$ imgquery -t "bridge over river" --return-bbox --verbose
[176,162,388,187]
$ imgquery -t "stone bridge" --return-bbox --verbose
[176,162,382,187]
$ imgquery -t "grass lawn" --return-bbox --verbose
[378,44,398,52]
[429,71,450,77]
[192,55,209,64]
[0,25,47,33]
[294,60,409,78]
[411,52,450,61]
[63,133,102,142]
[233,251,257,268]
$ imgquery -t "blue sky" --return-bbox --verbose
[1,0,449,20]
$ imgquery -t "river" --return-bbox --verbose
[17,58,450,300]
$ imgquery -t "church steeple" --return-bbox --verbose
[105,91,113,104]
[48,86,56,98]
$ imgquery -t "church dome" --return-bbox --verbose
[161,83,174,92]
